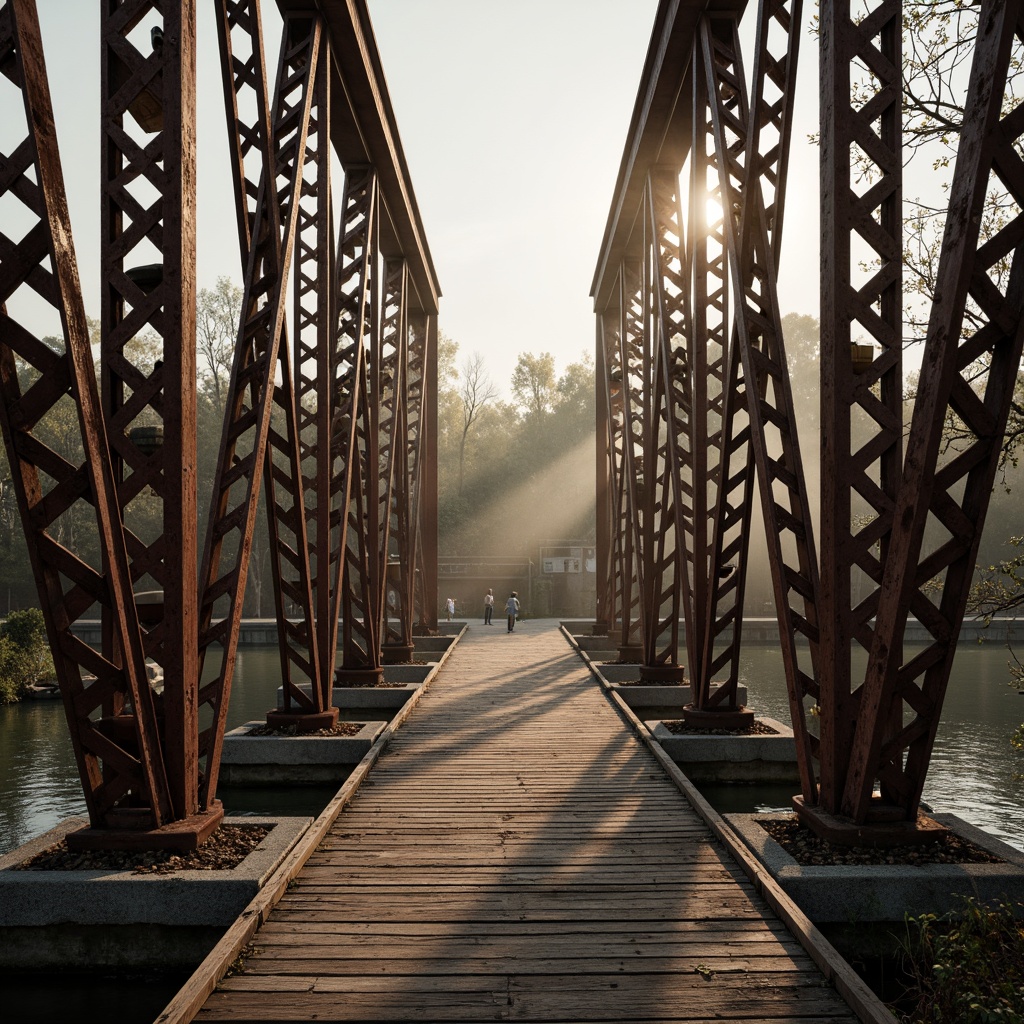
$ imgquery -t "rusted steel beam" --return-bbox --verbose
[214,0,322,716]
[99,0,201,825]
[594,313,615,635]
[334,165,381,677]
[700,12,820,786]
[288,27,334,710]
[613,267,643,655]
[388,309,426,650]
[197,14,322,800]
[379,258,411,658]
[277,0,439,317]
[592,0,748,314]
[842,0,1024,824]
[0,0,167,832]
[418,313,439,633]
[817,0,903,813]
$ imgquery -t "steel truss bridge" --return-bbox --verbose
[0,0,1021,852]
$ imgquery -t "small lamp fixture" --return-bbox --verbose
[125,264,163,294]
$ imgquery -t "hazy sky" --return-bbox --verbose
[16,0,822,398]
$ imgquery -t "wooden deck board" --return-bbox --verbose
[196,621,859,1023]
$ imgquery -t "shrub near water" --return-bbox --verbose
[0,608,55,704]
[899,898,1024,1022]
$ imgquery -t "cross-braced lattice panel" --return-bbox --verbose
[818,0,904,811]
[844,0,1024,822]
[0,0,168,828]
[643,170,689,669]
[701,14,821,794]
[197,15,321,802]
[216,0,321,711]
[380,259,409,649]
[336,167,380,671]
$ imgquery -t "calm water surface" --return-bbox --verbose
[723,645,1024,852]
[0,648,325,856]
[2,642,1021,854]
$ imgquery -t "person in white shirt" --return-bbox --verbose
[483,589,494,625]
[505,592,520,633]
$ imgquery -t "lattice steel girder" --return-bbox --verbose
[379,258,409,650]
[337,165,381,673]
[642,167,692,673]
[278,0,439,318]
[597,305,630,641]
[818,0,903,811]
[694,0,803,711]
[100,0,201,823]
[615,264,644,652]
[843,0,1024,823]
[700,12,821,795]
[388,309,427,646]
[215,0,322,714]
[594,311,615,633]
[418,313,439,632]
[197,14,322,803]
[0,0,169,831]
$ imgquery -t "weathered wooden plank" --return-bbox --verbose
[193,622,862,1023]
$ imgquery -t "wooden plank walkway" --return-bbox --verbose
[197,619,860,1023]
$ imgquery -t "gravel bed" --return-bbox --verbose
[662,719,778,736]
[246,721,362,737]
[14,824,271,874]
[760,817,1006,866]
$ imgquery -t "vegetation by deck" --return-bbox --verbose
[197,620,859,1022]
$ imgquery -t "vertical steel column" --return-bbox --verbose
[0,0,168,838]
[700,13,821,772]
[418,313,440,633]
[289,23,336,711]
[100,0,200,823]
[692,30,752,712]
[215,0,322,721]
[197,15,322,800]
[818,0,903,814]
[379,258,410,660]
[594,312,615,636]
[598,304,628,642]
[391,310,427,649]
[336,167,381,678]
[631,173,686,681]
[841,0,1024,826]
[648,167,693,680]
[616,263,644,659]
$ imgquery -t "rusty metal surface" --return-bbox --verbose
[817,0,903,814]
[215,0,321,716]
[0,0,168,831]
[594,0,1024,837]
[0,0,440,842]
[841,0,1024,822]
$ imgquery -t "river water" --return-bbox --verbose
[2,641,1021,856]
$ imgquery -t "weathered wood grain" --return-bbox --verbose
[196,622,860,1023]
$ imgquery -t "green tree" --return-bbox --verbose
[511,352,556,419]
[0,608,54,703]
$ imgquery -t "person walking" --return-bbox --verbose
[445,596,455,621]
[505,591,520,633]
[483,588,494,625]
